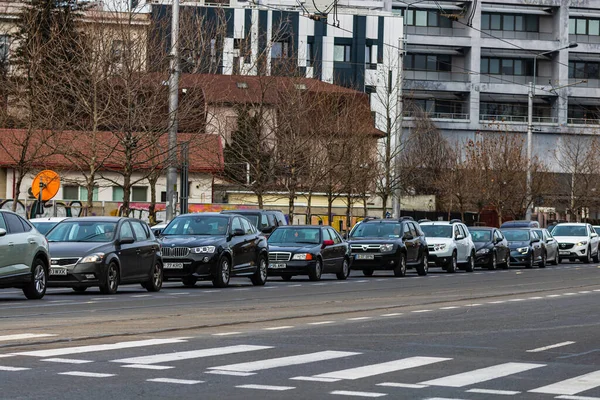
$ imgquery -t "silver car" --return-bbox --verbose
[0,210,50,299]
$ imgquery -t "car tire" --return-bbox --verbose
[416,253,428,276]
[362,268,374,277]
[145,261,163,292]
[583,247,592,264]
[557,257,563,264]
[182,276,197,287]
[308,259,323,281]
[503,255,511,269]
[393,252,407,277]
[488,252,497,270]
[99,262,119,295]
[22,259,47,300]
[213,257,231,288]
[549,252,558,265]
[336,258,350,280]
[526,253,534,269]
[73,287,88,293]
[593,249,600,263]
[281,275,293,281]
[465,252,475,272]
[250,255,268,286]
[539,252,546,269]
[447,252,457,273]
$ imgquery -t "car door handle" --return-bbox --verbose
[28,239,37,244]
[8,242,14,246]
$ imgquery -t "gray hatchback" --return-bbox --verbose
[0,210,50,299]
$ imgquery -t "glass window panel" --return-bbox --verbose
[527,15,539,32]
[80,187,99,202]
[404,54,413,69]
[63,186,78,200]
[503,15,515,31]
[440,14,452,28]
[490,14,501,30]
[514,59,523,75]
[438,55,451,71]
[515,15,524,31]
[587,63,599,79]
[365,45,371,64]
[271,42,283,58]
[426,55,436,70]
[568,61,575,78]
[112,186,124,201]
[569,18,576,34]
[590,20,600,35]
[132,186,147,202]
[577,18,587,34]
[406,9,414,25]
[414,54,426,69]
[481,58,489,73]
[345,45,351,62]
[416,10,427,26]
[333,45,345,62]
[481,14,490,30]
[502,59,513,75]
[489,58,500,74]
[428,11,438,27]
[575,62,585,79]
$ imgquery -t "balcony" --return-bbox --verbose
[404,70,470,82]
[404,110,469,120]
[567,117,600,125]
[479,114,557,124]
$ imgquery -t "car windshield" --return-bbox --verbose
[47,221,118,242]
[552,225,587,236]
[421,225,453,239]
[350,223,403,238]
[502,230,530,241]
[268,228,321,244]
[162,215,229,236]
[470,230,491,242]
[31,222,59,235]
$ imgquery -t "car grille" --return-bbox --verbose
[350,244,381,253]
[269,252,291,262]
[51,258,80,266]
[161,247,190,258]
[559,243,574,250]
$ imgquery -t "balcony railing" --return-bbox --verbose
[479,114,557,124]
[404,111,469,120]
[404,70,470,82]
[567,118,600,125]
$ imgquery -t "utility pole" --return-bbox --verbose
[525,81,533,221]
[391,36,404,219]
[165,0,180,222]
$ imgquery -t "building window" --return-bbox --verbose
[306,42,314,67]
[480,57,533,76]
[569,17,600,35]
[132,186,148,202]
[63,186,79,200]
[404,53,451,72]
[401,9,451,28]
[112,186,124,202]
[333,44,351,62]
[481,13,539,32]
[569,61,600,79]
[0,35,8,64]
[271,41,289,59]
[79,187,99,201]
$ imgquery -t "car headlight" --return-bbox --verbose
[379,244,394,252]
[81,253,105,263]
[517,247,529,254]
[192,246,215,254]
[292,253,313,260]
[433,244,446,251]
[476,248,490,254]
[576,241,588,247]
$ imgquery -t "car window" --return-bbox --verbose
[459,225,468,237]
[454,225,461,238]
[530,231,539,240]
[4,213,25,234]
[232,217,243,232]
[545,230,553,239]
[260,214,269,229]
[322,228,333,241]
[329,228,342,244]
[275,213,287,226]
[493,230,502,241]
[19,216,33,232]
[131,221,149,240]
[0,213,6,230]
[240,218,253,235]
[267,214,276,227]
[119,221,135,240]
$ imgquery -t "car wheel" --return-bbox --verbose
[488,252,497,270]
[557,257,562,265]
[416,253,428,276]
[539,252,546,269]
[465,252,475,272]
[213,257,231,288]
[526,253,534,269]
[73,287,88,293]
[281,275,293,281]
[145,261,163,292]
[99,262,119,295]
[583,247,592,264]
[182,276,197,287]
[503,255,511,269]
[336,258,350,280]
[593,248,600,263]
[250,255,268,286]
[308,259,323,281]
[393,252,407,277]
[362,268,374,277]
[22,259,47,300]
[447,252,457,273]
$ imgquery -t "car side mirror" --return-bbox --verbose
[262,227,274,234]
[0,228,6,237]
[532,237,540,243]
[592,233,598,238]
[119,237,135,245]
[546,238,553,243]
[342,232,348,240]
[456,234,464,240]
[232,228,245,237]
[403,232,413,240]
[322,239,334,248]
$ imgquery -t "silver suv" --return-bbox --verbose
[0,210,50,299]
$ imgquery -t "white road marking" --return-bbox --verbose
[262,286,277,289]
[0,333,56,342]
[131,294,152,298]
[263,326,294,330]
[381,313,403,317]
[91,298,115,301]
[305,356,451,381]
[465,304,482,307]
[488,301,506,304]
[593,289,600,292]
[59,371,115,378]
[412,310,432,313]
[291,376,340,382]
[526,341,576,353]
[42,358,93,364]
[420,362,545,387]
[209,351,359,373]
[556,396,600,400]
[348,317,371,321]
[529,370,600,395]
[236,384,295,391]
[528,297,544,300]
[466,388,521,395]
[564,293,577,296]
[15,338,189,358]
[308,321,335,325]
[547,295,562,297]
[212,332,242,336]
[440,306,460,310]
[579,291,592,294]
[147,378,202,385]
[169,292,190,295]
[508,299,525,302]
[112,345,271,365]
[0,366,30,371]
[121,364,173,370]
[330,390,386,397]
[377,382,427,388]
[0,355,14,359]
[206,370,255,376]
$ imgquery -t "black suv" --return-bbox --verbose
[159,213,269,288]
[348,217,429,277]
[221,209,287,237]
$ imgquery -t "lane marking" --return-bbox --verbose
[564,293,577,296]
[59,371,115,378]
[465,304,482,307]
[147,378,202,385]
[421,362,545,387]
[112,345,272,365]
[121,364,174,370]
[529,370,600,395]
[0,366,30,371]
[15,338,190,358]
[212,332,242,336]
[528,297,544,300]
[169,292,190,295]
[547,295,562,298]
[466,388,521,395]
[236,384,295,391]
[308,321,335,325]
[348,317,371,321]
[131,294,152,298]
[412,310,432,313]
[290,376,340,382]
[330,390,386,398]
[42,358,93,364]
[263,326,294,331]
[440,306,460,310]
[381,313,403,317]
[0,355,14,359]
[488,301,506,304]
[556,396,600,400]
[377,382,427,388]
[206,370,255,376]
[0,333,56,342]
[527,341,576,353]
[508,299,525,302]
[209,351,359,373]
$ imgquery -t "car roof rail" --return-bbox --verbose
[418,219,431,223]
[400,216,414,221]
[449,219,462,224]
[361,217,378,223]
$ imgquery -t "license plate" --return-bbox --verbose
[164,263,184,269]
[270,263,287,269]
[356,254,375,260]
[50,268,67,276]
[559,250,570,255]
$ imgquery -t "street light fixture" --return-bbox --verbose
[525,42,578,221]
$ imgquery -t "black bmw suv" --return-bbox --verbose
[348,218,429,277]
[159,213,269,288]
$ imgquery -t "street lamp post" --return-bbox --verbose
[525,42,577,221]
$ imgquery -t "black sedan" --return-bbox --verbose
[46,217,163,294]
[470,227,510,269]
[267,226,351,281]
[500,228,546,268]
[159,213,268,288]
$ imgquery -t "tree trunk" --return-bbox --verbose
[288,190,295,225]
[381,193,388,218]
[257,193,264,209]
[363,196,368,218]
[12,172,23,212]
[327,192,333,227]
[86,178,95,217]
[149,176,157,225]
[345,194,351,232]
[306,191,313,224]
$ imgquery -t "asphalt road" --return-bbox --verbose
[1,261,599,400]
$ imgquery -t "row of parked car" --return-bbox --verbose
[0,207,598,299]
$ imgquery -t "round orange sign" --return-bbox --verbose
[31,170,61,202]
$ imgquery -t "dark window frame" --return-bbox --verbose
[482,12,539,32]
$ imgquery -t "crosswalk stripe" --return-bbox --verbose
[529,370,600,395]
[111,345,272,365]
[59,371,114,378]
[121,364,174,370]
[14,338,190,358]
[41,358,93,364]
[420,362,545,387]
[209,351,359,373]
[236,384,295,391]
[0,366,30,371]
[0,333,56,342]
[466,389,521,395]
[297,356,451,381]
[147,378,203,385]
[330,390,387,398]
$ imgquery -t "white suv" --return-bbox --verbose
[419,220,476,273]
[551,223,599,263]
